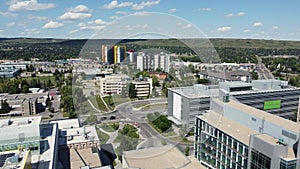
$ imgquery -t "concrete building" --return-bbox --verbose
[0,116,41,153]
[0,65,21,78]
[102,45,114,64]
[122,145,206,169]
[97,74,130,96]
[0,93,48,117]
[50,119,103,169]
[168,79,300,128]
[0,116,59,168]
[132,77,153,98]
[194,98,300,169]
[102,45,126,64]
[0,149,31,169]
[198,70,250,83]
[114,45,126,64]
[136,52,170,73]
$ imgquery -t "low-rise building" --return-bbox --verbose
[132,77,153,98]
[0,149,31,169]
[122,145,206,169]
[50,119,103,169]
[0,116,59,169]
[197,70,250,83]
[97,74,130,96]
[0,65,21,78]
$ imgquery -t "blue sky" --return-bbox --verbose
[0,0,299,40]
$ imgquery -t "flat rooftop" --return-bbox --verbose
[168,80,299,98]
[64,126,99,145]
[70,148,102,169]
[122,145,205,169]
[169,84,219,98]
[50,118,80,129]
[227,100,300,133]
[0,116,41,144]
[0,149,30,169]
[198,110,255,145]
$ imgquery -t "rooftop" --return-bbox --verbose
[64,126,99,145]
[227,99,300,133]
[50,118,80,129]
[122,145,206,169]
[0,149,31,169]
[0,116,41,144]
[168,79,298,98]
[198,110,255,145]
[70,148,102,169]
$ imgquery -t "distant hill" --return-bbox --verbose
[0,38,300,49]
[120,38,300,49]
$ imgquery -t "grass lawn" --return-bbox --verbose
[88,96,109,112]
[103,95,131,110]
[96,127,110,144]
[99,123,119,133]
[141,103,167,111]
[161,131,177,137]
[113,133,122,143]
[21,76,57,87]
[168,136,194,144]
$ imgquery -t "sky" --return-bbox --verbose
[0,0,300,40]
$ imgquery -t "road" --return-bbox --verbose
[256,56,275,79]
[80,97,194,153]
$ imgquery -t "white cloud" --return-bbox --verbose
[124,24,148,31]
[103,0,133,9]
[0,11,17,17]
[78,19,107,31]
[69,30,78,34]
[89,19,106,25]
[217,26,232,32]
[132,0,160,10]
[28,14,47,21]
[198,8,212,12]
[225,12,246,18]
[253,22,263,27]
[20,28,40,35]
[58,5,92,20]
[243,29,251,33]
[130,11,151,16]
[9,0,55,11]
[6,22,16,27]
[183,24,192,29]
[58,12,92,20]
[237,12,246,16]
[225,13,234,18]
[0,30,3,33]
[59,12,91,20]
[69,5,91,13]
[272,26,279,30]
[42,21,64,29]
[110,15,119,20]
[116,11,127,15]
[168,8,176,13]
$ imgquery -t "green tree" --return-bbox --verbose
[151,75,159,87]
[128,83,136,98]
[197,78,209,84]
[185,146,190,156]
[0,100,11,114]
[21,84,29,93]
[135,71,150,78]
